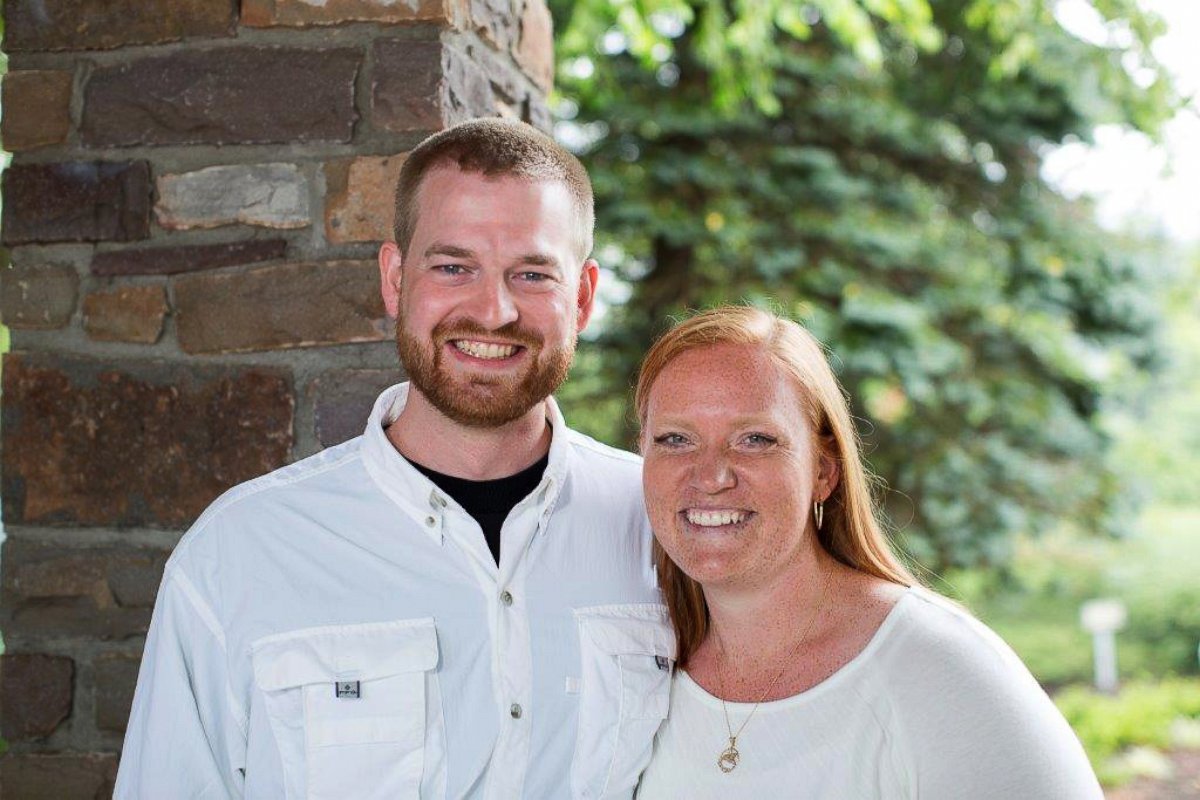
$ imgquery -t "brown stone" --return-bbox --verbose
[242,0,467,28]
[82,286,168,343]
[372,40,493,133]
[1,70,74,151]
[312,369,402,448]
[516,0,554,92]
[81,48,360,147]
[0,753,118,800]
[0,352,293,528]
[0,654,74,740]
[94,653,140,733]
[324,154,407,243]
[0,541,167,642]
[1,161,151,245]
[5,0,235,52]
[0,264,79,329]
[174,261,388,354]
[91,240,288,277]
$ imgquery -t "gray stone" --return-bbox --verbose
[312,369,403,448]
[155,164,310,230]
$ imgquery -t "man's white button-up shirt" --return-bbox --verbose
[116,383,674,800]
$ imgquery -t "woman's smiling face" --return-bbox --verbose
[641,342,837,592]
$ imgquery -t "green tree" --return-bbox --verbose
[550,0,1181,569]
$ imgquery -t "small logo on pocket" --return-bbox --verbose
[655,656,670,671]
[335,681,361,699]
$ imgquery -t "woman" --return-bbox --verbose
[635,306,1101,798]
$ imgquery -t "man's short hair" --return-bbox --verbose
[393,118,595,262]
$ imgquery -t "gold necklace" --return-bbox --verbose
[715,561,831,774]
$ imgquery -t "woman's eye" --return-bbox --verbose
[653,433,689,447]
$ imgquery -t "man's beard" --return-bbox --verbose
[396,316,575,428]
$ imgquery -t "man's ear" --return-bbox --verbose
[379,241,404,319]
[575,258,600,333]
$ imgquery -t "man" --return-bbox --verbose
[116,119,673,799]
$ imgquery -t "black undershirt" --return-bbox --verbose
[406,453,549,565]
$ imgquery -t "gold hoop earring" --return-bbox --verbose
[813,500,824,531]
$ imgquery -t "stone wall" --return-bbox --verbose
[0,1,552,794]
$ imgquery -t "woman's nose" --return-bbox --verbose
[691,450,737,493]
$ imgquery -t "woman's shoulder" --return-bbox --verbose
[872,586,1038,693]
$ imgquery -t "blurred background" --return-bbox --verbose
[545,0,1199,793]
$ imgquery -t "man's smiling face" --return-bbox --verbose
[385,165,596,428]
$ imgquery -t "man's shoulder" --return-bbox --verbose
[174,437,367,555]
[564,427,642,471]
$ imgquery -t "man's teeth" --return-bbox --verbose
[454,340,518,360]
[686,509,748,527]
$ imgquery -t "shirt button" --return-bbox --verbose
[510,703,523,719]
[425,516,436,527]
[500,590,513,606]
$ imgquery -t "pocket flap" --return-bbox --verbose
[576,605,676,658]
[252,617,438,691]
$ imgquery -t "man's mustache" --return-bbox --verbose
[431,318,543,349]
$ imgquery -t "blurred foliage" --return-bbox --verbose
[948,504,1200,685]
[1055,678,1200,784]
[550,0,1183,569]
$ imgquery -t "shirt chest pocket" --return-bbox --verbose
[571,605,676,800]
[251,618,441,800]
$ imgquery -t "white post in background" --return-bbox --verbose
[1080,599,1127,694]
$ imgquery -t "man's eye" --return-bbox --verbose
[433,263,467,275]
[742,433,777,447]
[515,271,551,282]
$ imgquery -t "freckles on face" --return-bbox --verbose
[641,343,823,587]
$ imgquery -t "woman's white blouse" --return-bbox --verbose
[637,588,1103,799]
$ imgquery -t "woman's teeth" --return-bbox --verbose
[454,340,518,359]
[685,509,748,527]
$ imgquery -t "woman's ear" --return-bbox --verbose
[816,438,841,501]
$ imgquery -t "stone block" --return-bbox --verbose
[1,352,293,528]
[0,540,168,641]
[242,0,466,27]
[0,264,79,329]
[0,753,118,800]
[155,164,310,231]
[1,70,74,151]
[1,161,151,245]
[81,48,360,147]
[516,0,554,92]
[174,261,388,354]
[82,286,168,343]
[0,654,74,740]
[372,40,492,133]
[94,653,140,733]
[324,154,407,243]
[471,0,518,52]
[5,0,235,52]
[312,369,402,448]
[91,240,288,277]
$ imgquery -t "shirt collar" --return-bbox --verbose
[361,382,572,544]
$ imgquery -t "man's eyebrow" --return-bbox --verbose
[423,243,476,260]
[516,253,560,268]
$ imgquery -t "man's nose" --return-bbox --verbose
[464,273,519,330]
[691,449,737,493]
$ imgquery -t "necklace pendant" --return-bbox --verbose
[717,738,740,773]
